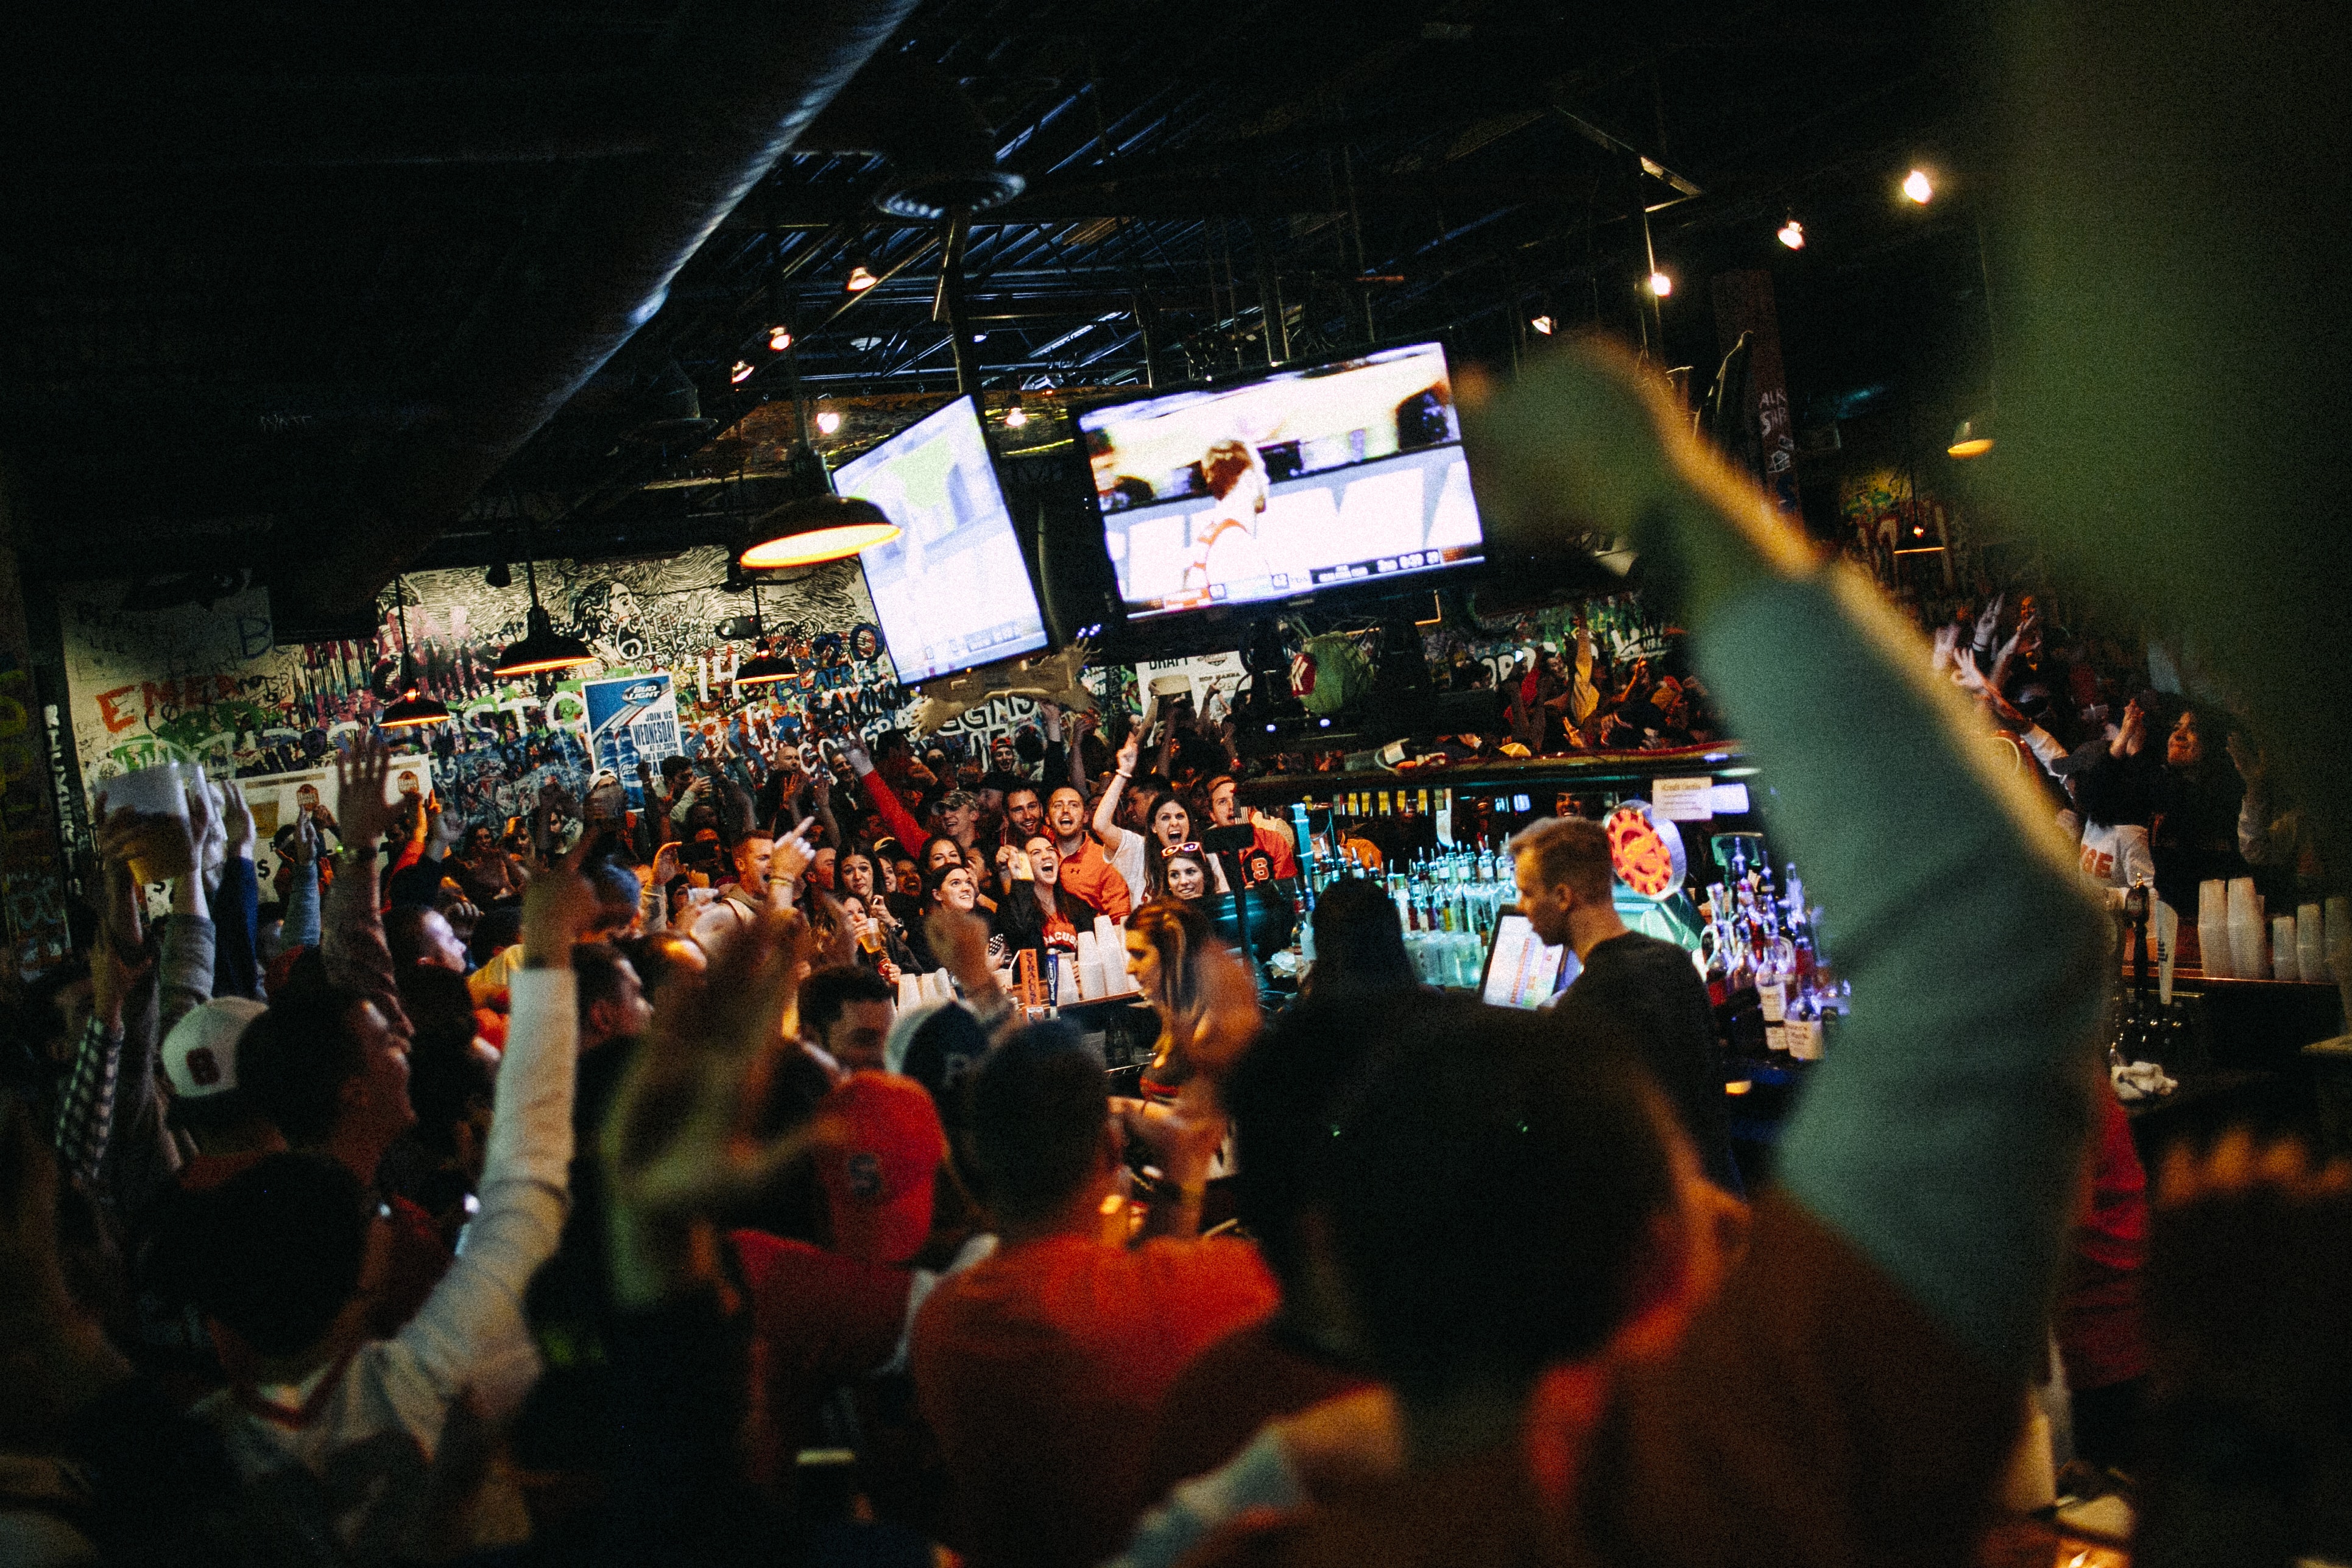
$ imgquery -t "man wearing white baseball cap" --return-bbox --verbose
[160,997,280,1165]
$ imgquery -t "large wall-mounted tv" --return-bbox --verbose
[842,395,1051,683]
[1080,341,1487,623]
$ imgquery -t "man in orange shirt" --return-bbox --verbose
[910,1026,1273,1568]
[1045,783,1134,919]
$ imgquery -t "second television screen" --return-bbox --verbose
[841,396,1049,684]
[1081,341,1485,620]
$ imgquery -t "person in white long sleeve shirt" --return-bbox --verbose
[184,844,605,1565]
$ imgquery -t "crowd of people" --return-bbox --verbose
[1922,590,2327,915]
[1,340,2345,1568]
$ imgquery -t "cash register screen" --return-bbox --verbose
[1479,912,1579,1009]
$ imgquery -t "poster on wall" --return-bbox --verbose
[582,672,682,807]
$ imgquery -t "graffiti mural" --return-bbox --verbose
[57,551,921,842]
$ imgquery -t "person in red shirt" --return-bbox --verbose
[910,1025,1274,1568]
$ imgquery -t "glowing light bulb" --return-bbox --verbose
[1530,314,1555,335]
[1647,271,1673,298]
[1777,218,1806,250]
[1902,169,1934,204]
[1004,407,1029,429]
[767,325,793,352]
[843,263,878,294]
[729,360,755,385]
[814,409,843,435]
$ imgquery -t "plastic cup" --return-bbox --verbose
[94,761,195,882]
[2198,918,2234,979]
[2299,903,2328,984]
[2230,917,2268,980]
[2272,915,2301,983]
[2227,877,2260,928]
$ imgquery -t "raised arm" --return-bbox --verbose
[322,735,413,1039]
[1471,339,2110,1373]
[842,741,927,853]
[1095,721,1142,839]
[211,782,263,1001]
[392,844,593,1391]
[283,813,323,950]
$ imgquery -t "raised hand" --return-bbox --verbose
[424,796,461,857]
[1115,722,1141,777]
[292,811,321,868]
[335,734,400,848]
[221,780,257,859]
[1974,592,2004,646]
[602,905,816,1221]
[651,841,681,887]
[923,904,995,995]
[520,835,604,967]
[767,816,819,905]
[185,776,224,875]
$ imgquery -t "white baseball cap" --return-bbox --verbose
[161,997,267,1109]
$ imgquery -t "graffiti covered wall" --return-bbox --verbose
[57,551,915,837]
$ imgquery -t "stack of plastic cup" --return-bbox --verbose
[2197,879,2234,979]
[1074,931,1100,1001]
[2272,914,2301,982]
[96,761,196,883]
[2227,878,2267,979]
[2298,903,2328,984]
[895,972,922,1013]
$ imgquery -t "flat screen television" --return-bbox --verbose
[842,395,1051,683]
[1478,911,1581,1009]
[1079,341,1487,622]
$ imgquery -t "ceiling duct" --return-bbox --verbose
[621,360,718,447]
[800,57,1026,221]
[292,0,924,618]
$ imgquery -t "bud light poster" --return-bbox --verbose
[582,672,682,807]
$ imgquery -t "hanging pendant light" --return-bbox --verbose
[379,578,452,730]
[492,556,596,677]
[1947,415,1994,458]
[740,494,898,569]
[734,640,799,687]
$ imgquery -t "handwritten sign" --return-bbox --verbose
[1650,776,1717,822]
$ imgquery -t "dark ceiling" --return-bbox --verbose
[0,0,1995,619]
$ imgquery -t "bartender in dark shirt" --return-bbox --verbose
[1511,815,1742,1192]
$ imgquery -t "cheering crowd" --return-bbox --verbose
[3,341,2347,1568]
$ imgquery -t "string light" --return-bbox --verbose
[815,408,844,435]
[1647,271,1673,298]
[843,263,878,294]
[1004,406,1029,429]
[1530,314,1555,335]
[730,360,755,385]
[768,325,793,352]
[1777,217,1806,250]
[1902,168,1934,204]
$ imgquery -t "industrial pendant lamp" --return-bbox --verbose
[730,582,798,687]
[1946,415,1994,458]
[379,579,452,730]
[492,556,596,677]
[740,493,899,569]
[734,640,799,687]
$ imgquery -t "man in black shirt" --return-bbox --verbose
[1511,815,1742,1192]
